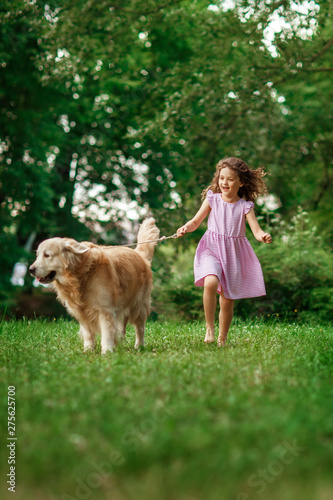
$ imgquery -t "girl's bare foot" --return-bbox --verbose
[217,334,227,347]
[204,329,215,343]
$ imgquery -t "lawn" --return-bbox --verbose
[0,318,332,500]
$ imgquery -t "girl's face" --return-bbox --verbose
[219,167,243,201]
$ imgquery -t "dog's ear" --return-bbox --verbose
[63,240,90,255]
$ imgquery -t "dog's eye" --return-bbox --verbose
[44,253,51,258]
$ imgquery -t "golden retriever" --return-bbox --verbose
[29,218,160,354]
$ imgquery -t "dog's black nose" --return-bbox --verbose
[29,266,36,276]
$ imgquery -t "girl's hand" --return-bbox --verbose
[262,232,272,244]
[176,224,188,238]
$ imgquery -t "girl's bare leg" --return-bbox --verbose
[217,291,234,346]
[203,275,219,343]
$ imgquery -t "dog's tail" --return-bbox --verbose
[135,218,160,263]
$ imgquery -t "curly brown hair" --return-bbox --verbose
[201,157,268,202]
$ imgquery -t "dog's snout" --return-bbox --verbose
[29,266,36,276]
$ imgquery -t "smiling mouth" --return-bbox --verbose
[36,271,56,284]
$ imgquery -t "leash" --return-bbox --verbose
[120,233,178,247]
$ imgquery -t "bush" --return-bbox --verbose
[152,243,204,320]
[254,208,333,322]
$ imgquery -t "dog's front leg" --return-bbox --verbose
[99,313,117,354]
[79,324,95,352]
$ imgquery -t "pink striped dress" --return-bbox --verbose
[194,190,266,299]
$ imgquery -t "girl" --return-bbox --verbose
[177,157,272,346]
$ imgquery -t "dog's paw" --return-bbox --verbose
[101,345,114,355]
[83,345,95,354]
[135,344,145,352]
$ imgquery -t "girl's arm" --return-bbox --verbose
[177,199,211,237]
[246,208,272,244]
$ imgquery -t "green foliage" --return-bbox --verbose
[0,318,332,500]
[253,208,333,322]
[152,243,204,319]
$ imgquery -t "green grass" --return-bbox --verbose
[0,318,333,500]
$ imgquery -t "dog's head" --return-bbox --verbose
[29,237,90,284]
